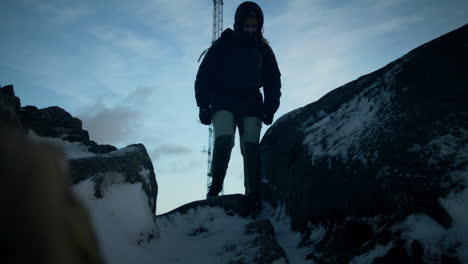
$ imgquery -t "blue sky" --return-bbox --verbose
[1,0,467,214]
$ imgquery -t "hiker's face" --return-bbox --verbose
[243,23,258,34]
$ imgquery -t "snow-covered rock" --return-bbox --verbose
[156,196,289,264]
[261,24,468,262]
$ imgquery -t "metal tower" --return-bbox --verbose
[207,0,223,193]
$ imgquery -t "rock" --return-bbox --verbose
[19,104,118,154]
[243,219,288,264]
[260,24,468,262]
[88,144,118,154]
[0,84,22,128]
[69,143,158,214]
[19,105,89,140]
[159,194,257,218]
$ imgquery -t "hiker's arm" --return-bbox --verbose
[194,41,220,108]
[262,47,282,116]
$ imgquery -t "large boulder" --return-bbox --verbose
[69,143,158,214]
[19,105,117,154]
[260,24,468,262]
[20,105,89,140]
[157,196,289,264]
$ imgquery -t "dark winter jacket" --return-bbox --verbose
[194,28,282,117]
[195,1,281,117]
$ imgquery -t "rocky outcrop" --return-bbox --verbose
[261,24,468,262]
[159,194,258,218]
[158,195,289,264]
[0,84,22,128]
[1,83,158,229]
[19,105,117,154]
[243,219,288,264]
[70,144,158,214]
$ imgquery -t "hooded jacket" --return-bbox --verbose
[194,1,281,117]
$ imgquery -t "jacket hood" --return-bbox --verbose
[234,1,264,32]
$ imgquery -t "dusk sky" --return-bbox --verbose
[1,0,467,214]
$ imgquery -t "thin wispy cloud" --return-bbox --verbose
[78,87,157,145]
[18,0,93,24]
[88,26,167,59]
[151,144,192,161]
[265,0,428,111]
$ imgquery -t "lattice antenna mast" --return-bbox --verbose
[207,0,223,192]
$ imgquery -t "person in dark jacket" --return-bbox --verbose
[195,1,281,199]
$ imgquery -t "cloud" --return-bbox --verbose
[151,144,192,161]
[18,0,93,24]
[88,26,167,59]
[78,87,157,145]
[78,99,141,145]
[124,86,156,106]
[263,0,426,112]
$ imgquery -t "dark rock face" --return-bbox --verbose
[158,195,289,263]
[261,24,468,262]
[0,84,22,128]
[18,104,117,155]
[70,144,158,214]
[159,194,258,218]
[20,105,90,141]
[244,219,288,264]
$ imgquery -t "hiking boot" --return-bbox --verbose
[242,142,261,196]
[206,188,219,199]
[207,135,234,199]
[246,194,263,218]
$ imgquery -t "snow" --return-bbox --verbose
[100,145,140,158]
[425,128,468,169]
[27,130,97,159]
[27,130,141,159]
[302,81,395,164]
[155,207,255,263]
[350,243,393,264]
[262,204,315,263]
[73,178,158,264]
[138,166,152,187]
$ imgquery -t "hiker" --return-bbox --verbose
[194,1,282,200]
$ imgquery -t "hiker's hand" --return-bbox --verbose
[199,107,212,125]
[262,114,274,125]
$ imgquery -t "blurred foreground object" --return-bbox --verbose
[0,125,104,264]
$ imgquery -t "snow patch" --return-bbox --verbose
[262,204,315,263]
[155,206,253,263]
[350,243,393,264]
[27,130,96,159]
[138,166,151,187]
[303,82,394,163]
[73,178,158,264]
[100,145,140,158]
[390,176,468,262]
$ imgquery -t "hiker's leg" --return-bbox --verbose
[208,110,236,197]
[239,115,262,196]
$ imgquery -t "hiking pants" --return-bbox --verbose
[209,110,262,196]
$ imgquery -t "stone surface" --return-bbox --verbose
[0,84,22,128]
[260,24,468,262]
[69,144,158,214]
[243,219,288,264]
[19,105,89,140]
[159,194,258,218]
